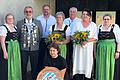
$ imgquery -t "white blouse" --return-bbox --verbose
[73,21,98,40]
[98,24,120,43]
[49,23,71,37]
[0,25,8,36]
[0,24,17,36]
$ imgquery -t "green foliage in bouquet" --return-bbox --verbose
[72,31,90,44]
[45,32,65,44]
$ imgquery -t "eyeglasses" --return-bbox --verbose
[82,13,90,16]
[25,11,32,13]
[103,18,110,20]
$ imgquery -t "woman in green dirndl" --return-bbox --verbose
[96,14,120,80]
[0,13,22,80]
[49,12,71,59]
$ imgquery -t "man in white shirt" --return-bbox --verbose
[36,4,56,71]
[64,7,81,80]
[37,4,56,38]
[64,7,81,35]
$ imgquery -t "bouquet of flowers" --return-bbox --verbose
[45,32,65,44]
[72,31,89,44]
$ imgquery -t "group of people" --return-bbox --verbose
[0,4,120,80]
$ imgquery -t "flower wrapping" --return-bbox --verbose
[72,31,90,44]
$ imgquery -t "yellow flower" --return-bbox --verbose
[54,33,61,39]
[82,32,87,38]
[45,32,65,44]
[72,31,89,44]
[75,33,80,39]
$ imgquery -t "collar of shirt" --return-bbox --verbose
[54,23,66,30]
[41,14,52,20]
[69,17,81,22]
[100,24,113,31]
[4,23,16,32]
[25,18,32,23]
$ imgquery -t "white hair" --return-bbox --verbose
[69,7,78,13]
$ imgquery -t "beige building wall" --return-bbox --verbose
[0,0,55,25]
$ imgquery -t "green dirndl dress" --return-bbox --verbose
[96,39,116,80]
[0,25,22,80]
[96,25,116,80]
[51,25,68,59]
[7,40,22,80]
[58,44,67,59]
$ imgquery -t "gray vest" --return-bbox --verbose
[20,22,40,51]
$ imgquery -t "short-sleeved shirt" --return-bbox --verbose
[64,17,81,36]
[37,15,56,38]
[44,55,67,70]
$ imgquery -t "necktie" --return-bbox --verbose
[45,20,48,32]
[69,20,73,26]
[44,20,47,36]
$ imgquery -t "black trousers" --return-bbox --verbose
[21,50,39,80]
[114,58,120,80]
[66,41,73,80]
[38,38,49,71]
[73,74,92,80]
[0,49,8,80]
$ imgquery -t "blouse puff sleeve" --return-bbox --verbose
[92,22,98,40]
[0,26,7,36]
[113,24,120,43]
